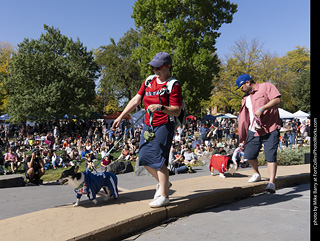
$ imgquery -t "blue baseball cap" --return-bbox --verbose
[235,74,252,90]
[147,52,172,67]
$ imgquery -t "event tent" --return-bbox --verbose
[201,115,216,121]
[129,110,145,127]
[186,115,197,120]
[278,108,294,119]
[225,113,237,118]
[104,112,131,120]
[293,110,309,122]
[0,114,10,120]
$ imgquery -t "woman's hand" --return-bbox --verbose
[148,104,160,113]
[112,117,122,128]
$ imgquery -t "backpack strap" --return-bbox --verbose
[144,75,157,88]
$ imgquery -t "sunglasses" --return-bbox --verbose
[151,64,166,70]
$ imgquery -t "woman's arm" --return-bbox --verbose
[112,94,142,128]
[147,104,181,117]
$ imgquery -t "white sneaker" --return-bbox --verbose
[153,182,172,200]
[149,195,170,208]
[266,182,276,193]
[248,173,261,183]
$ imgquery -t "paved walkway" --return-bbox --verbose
[129,183,310,241]
[0,164,310,241]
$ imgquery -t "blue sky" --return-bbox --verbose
[1,0,310,58]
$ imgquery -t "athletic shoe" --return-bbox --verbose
[266,182,276,193]
[248,173,261,183]
[153,182,172,200]
[149,195,170,208]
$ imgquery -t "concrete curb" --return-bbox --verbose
[70,172,310,241]
[0,174,25,188]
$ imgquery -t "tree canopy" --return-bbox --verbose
[95,28,142,112]
[5,25,100,123]
[208,41,310,114]
[132,0,237,114]
[0,42,15,114]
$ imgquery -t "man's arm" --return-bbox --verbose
[255,97,281,118]
[27,153,35,169]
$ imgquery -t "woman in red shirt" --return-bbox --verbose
[113,52,182,208]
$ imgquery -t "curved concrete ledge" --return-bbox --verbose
[0,164,310,241]
[0,174,25,188]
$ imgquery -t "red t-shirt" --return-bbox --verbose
[137,76,182,127]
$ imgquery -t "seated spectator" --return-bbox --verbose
[80,146,91,160]
[174,132,181,144]
[86,152,97,170]
[52,150,64,169]
[212,143,227,156]
[168,146,195,174]
[117,145,131,160]
[26,149,45,184]
[232,143,248,168]
[183,147,196,165]
[85,139,92,150]
[101,153,113,168]
[44,132,54,149]
[61,150,72,167]
[4,148,20,174]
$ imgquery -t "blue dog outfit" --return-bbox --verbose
[75,170,119,201]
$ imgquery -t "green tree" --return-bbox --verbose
[5,25,100,123]
[209,38,272,113]
[208,39,311,114]
[95,28,142,110]
[291,68,310,112]
[0,42,15,114]
[132,0,237,114]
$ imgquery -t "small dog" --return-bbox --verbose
[209,154,238,178]
[58,166,119,207]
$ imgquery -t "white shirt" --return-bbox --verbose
[245,95,256,133]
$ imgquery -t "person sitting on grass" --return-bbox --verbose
[52,150,64,169]
[101,153,113,169]
[183,147,196,165]
[117,144,131,161]
[4,148,21,174]
[86,152,97,171]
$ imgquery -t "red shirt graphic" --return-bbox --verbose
[137,76,182,127]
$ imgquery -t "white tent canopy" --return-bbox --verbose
[278,108,294,119]
[293,110,309,122]
[225,113,237,118]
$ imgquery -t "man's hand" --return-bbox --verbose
[254,108,263,119]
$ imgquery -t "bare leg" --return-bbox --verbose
[27,168,35,179]
[267,162,277,183]
[144,166,159,182]
[157,164,169,198]
[248,159,260,175]
[144,164,169,198]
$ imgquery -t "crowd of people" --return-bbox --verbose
[0,115,311,183]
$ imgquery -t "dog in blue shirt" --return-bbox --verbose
[58,166,119,207]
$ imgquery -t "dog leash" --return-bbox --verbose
[90,110,147,171]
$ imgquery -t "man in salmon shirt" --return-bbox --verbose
[236,74,281,193]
